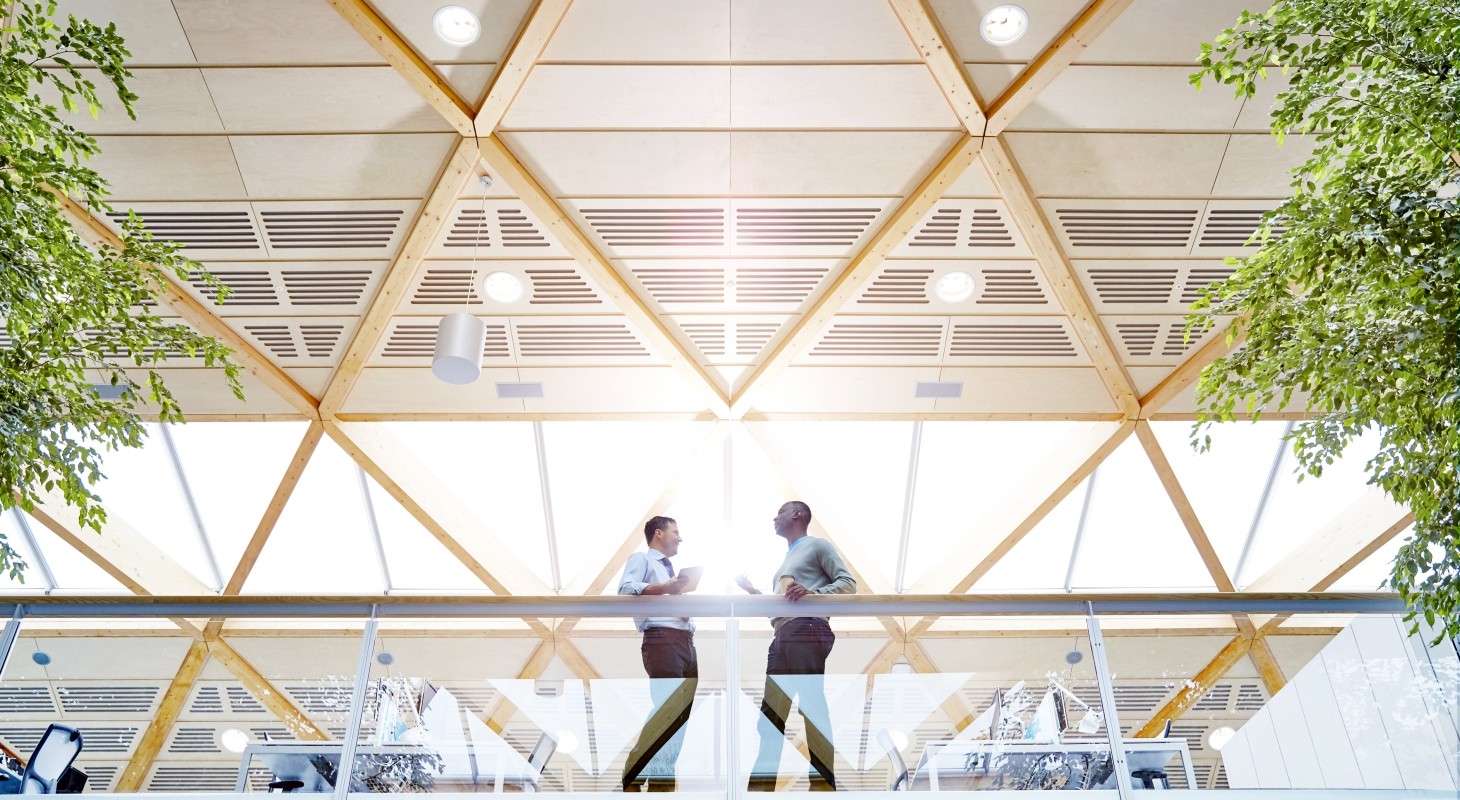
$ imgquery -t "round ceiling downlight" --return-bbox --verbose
[482,271,524,303]
[980,4,1030,45]
[433,5,481,47]
[935,270,977,303]
[1207,726,1237,751]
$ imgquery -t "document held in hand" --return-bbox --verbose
[678,566,704,593]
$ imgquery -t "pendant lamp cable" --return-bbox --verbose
[468,172,490,314]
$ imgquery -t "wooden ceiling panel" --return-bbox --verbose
[343,367,528,413]
[1076,259,1235,313]
[201,67,453,133]
[229,133,456,199]
[171,0,385,65]
[541,0,732,62]
[55,0,197,64]
[729,0,921,61]
[1234,72,1290,131]
[963,63,1020,107]
[250,200,421,260]
[730,66,961,129]
[90,137,246,201]
[1009,66,1245,131]
[730,131,963,196]
[1076,0,1254,64]
[47,69,223,134]
[504,66,728,129]
[942,158,1002,198]
[513,367,711,412]
[93,368,291,416]
[665,314,793,364]
[401,260,607,315]
[1211,135,1318,198]
[370,0,533,64]
[367,315,665,368]
[1005,133,1230,197]
[752,366,945,413]
[931,367,1119,413]
[502,132,730,196]
[929,0,1090,63]
[892,201,1031,257]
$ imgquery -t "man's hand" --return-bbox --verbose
[645,575,690,595]
[784,581,811,601]
[735,573,761,595]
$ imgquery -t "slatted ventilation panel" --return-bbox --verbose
[858,263,1052,310]
[241,320,351,365]
[428,201,567,258]
[374,319,511,364]
[180,263,381,315]
[892,202,1028,256]
[108,206,262,256]
[580,206,726,250]
[736,264,831,304]
[258,206,404,253]
[57,686,158,714]
[1079,261,1236,312]
[628,263,832,308]
[674,318,786,363]
[405,264,602,310]
[633,266,726,304]
[78,764,119,792]
[1194,202,1288,254]
[946,319,1082,363]
[0,686,56,714]
[568,200,889,257]
[807,319,946,364]
[187,683,267,714]
[1107,316,1215,365]
[1044,201,1203,257]
[514,321,651,360]
[166,726,221,754]
[146,766,241,792]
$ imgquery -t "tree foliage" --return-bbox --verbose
[0,1,241,579]
[1192,0,1459,636]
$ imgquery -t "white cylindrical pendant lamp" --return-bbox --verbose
[431,312,485,385]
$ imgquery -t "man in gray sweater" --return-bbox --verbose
[735,501,856,790]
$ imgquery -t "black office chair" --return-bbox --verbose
[875,729,910,791]
[20,725,83,794]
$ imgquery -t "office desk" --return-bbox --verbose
[911,738,1195,791]
[235,742,540,793]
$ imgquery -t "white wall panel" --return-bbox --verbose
[1291,654,1366,788]
[1352,617,1456,790]
[1267,688,1324,787]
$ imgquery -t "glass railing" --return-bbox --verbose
[0,594,1449,797]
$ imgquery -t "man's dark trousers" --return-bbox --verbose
[623,627,698,788]
[751,617,836,788]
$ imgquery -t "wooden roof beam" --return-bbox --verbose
[475,0,573,134]
[324,0,475,135]
[888,0,987,133]
[1138,319,1243,419]
[731,135,984,413]
[982,137,1141,417]
[1134,634,1252,738]
[55,192,320,420]
[115,640,209,791]
[207,638,330,741]
[318,138,480,418]
[477,135,730,413]
[984,0,1138,134]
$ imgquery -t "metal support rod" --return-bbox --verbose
[533,421,563,592]
[334,607,381,800]
[0,606,25,680]
[894,421,924,593]
[1234,421,1294,588]
[10,509,56,593]
[1086,605,1132,800]
[355,466,394,594]
[724,612,741,800]
[1064,471,1098,592]
[160,424,224,590]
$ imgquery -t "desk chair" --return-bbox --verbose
[20,725,82,794]
[875,730,909,791]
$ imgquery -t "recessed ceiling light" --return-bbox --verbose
[481,271,524,303]
[1207,725,1237,751]
[432,5,481,47]
[31,651,50,666]
[220,728,250,754]
[935,270,977,303]
[980,4,1029,45]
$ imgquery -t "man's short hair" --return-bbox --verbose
[644,515,676,545]
[785,500,812,522]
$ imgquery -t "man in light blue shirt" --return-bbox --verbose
[618,516,694,791]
